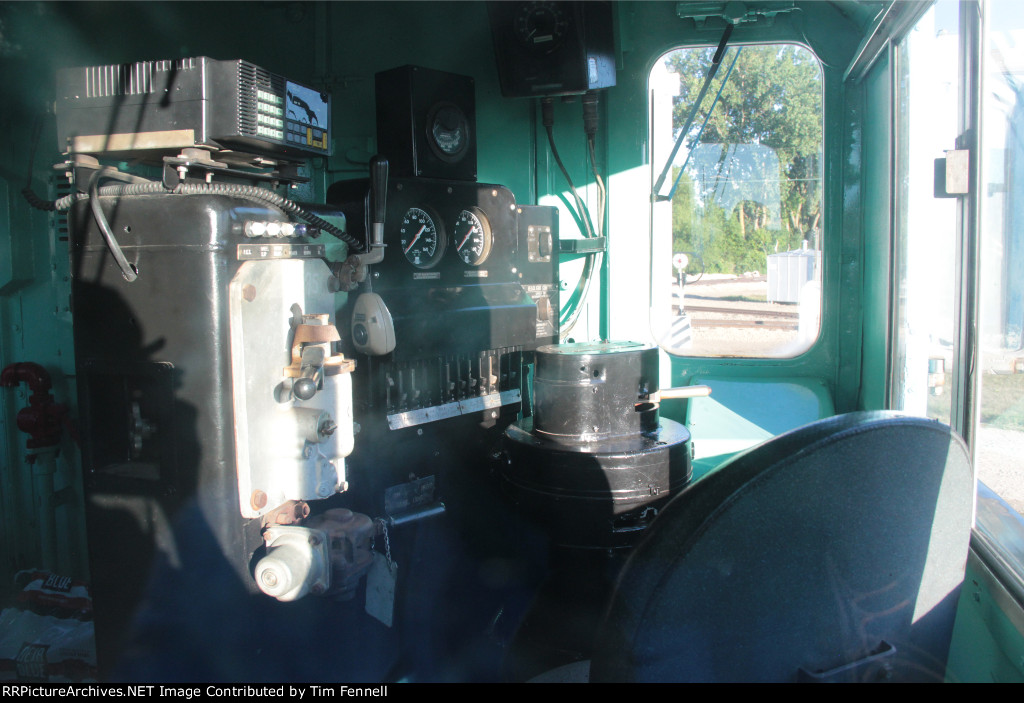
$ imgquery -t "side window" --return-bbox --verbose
[977,1,1024,516]
[650,44,824,357]
[895,1,1024,516]
[892,1,960,427]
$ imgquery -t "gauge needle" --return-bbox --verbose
[404,225,426,254]
[457,227,477,251]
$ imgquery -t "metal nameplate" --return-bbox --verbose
[384,476,436,516]
[237,243,326,260]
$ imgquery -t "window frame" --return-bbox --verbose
[646,41,827,361]
[889,0,1024,612]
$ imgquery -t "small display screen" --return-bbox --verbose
[284,81,329,151]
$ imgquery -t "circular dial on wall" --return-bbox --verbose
[514,1,569,55]
[452,207,492,266]
[400,207,445,269]
[426,102,470,163]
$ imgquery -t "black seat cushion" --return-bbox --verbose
[591,411,973,682]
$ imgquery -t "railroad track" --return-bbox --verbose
[690,319,798,330]
[683,304,799,319]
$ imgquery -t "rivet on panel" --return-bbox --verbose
[251,490,268,510]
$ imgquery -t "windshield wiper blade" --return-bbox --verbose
[653,22,734,201]
[665,45,741,201]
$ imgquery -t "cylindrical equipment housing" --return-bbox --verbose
[501,341,691,550]
[533,341,659,443]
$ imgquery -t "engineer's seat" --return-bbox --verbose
[590,411,974,682]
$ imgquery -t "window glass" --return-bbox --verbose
[893,1,960,426]
[977,1,1024,514]
[896,0,1024,515]
[649,44,823,357]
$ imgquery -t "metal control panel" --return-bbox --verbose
[328,177,558,429]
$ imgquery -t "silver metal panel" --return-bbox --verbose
[229,259,354,518]
[387,389,521,430]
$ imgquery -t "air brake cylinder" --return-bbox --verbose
[500,342,692,549]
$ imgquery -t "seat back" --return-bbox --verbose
[591,411,974,682]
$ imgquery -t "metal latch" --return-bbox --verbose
[934,149,970,197]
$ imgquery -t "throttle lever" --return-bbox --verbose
[334,155,389,291]
[370,154,388,243]
[361,154,388,268]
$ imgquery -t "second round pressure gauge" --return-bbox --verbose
[453,207,492,266]
[400,207,445,269]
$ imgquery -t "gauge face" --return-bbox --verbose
[427,102,469,162]
[514,1,569,54]
[400,207,445,268]
[453,208,492,266]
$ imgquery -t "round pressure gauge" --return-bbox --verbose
[426,102,470,162]
[400,207,445,269]
[453,207,492,266]
[514,1,569,54]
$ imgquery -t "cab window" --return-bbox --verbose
[649,44,824,358]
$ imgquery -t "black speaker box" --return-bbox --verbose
[488,1,616,98]
[375,65,477,181]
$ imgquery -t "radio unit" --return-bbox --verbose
[56,56,331,160]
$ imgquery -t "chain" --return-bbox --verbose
[375,518,395,573]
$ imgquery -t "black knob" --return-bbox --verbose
[370,155,388,226]
[293,377,317,401]
[353,323,369,346]
[539,230,553,258]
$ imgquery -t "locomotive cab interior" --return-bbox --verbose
[1,0,1023,684]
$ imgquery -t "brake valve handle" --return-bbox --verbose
[370,154,388,246]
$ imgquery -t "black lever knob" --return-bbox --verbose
[293,377,318,401]
[370,154,388,227]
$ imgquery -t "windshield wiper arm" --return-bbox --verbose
[653,22,734,201]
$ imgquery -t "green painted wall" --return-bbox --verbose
[948,553,1024,682]
[859,48,894,410]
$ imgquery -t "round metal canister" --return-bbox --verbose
[501,417,691,550]
[533,341,659,443]
[500,341,691,550]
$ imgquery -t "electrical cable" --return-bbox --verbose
[539,96,602,340]
[87,168,140,282]
[28,178,366,253]
[541,98,595,240]
[558,93,609,340]
[561,136,606,338]
[19,106,362,254]
[545,126,596,240]
[560,252,597,339]
[587,137,606,239]
[171,182,365,252]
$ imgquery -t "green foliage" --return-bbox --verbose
[665,44,823,275]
